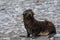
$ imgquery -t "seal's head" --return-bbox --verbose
[23,9,34,19]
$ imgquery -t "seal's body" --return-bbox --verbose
[23,9,56,38]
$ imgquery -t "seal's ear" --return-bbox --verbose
[22,10,26,15]
[22,11,25,15]
[31,11,34,15]
[33,13,34,15]
[22,14,24,16]
[22,13,24,15]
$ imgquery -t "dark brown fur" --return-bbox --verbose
[23,9,56,38]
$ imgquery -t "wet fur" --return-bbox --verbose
[23,9,56,38]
